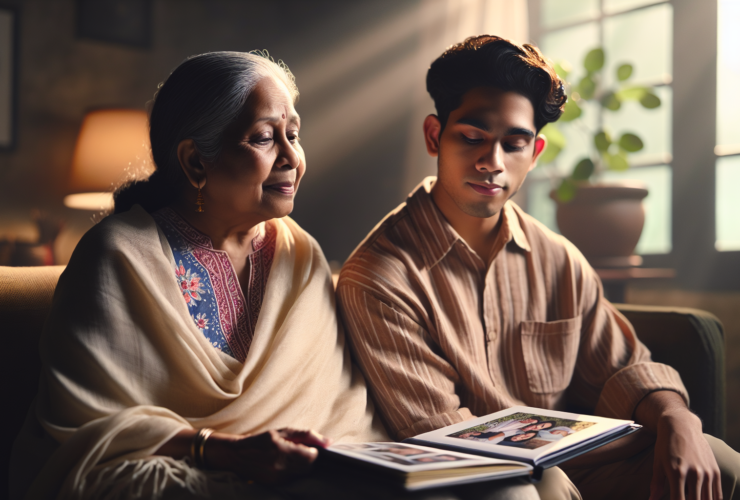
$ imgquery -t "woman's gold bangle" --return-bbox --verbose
[191,428,215,469]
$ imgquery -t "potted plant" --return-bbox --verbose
[539,47,662,267]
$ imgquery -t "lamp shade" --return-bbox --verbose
[65,109,152,210]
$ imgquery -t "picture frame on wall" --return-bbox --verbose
[0,6,17,150]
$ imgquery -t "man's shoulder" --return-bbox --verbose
[338,199,426,296]
[508,201,588,266]
[342,199,417,262]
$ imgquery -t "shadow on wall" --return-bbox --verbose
[0,0,527,264]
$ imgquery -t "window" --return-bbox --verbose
[527,0,672,255]
[526,0,739,290]
[715,0,740,251]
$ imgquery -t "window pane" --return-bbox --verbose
[524,178,558,233]
[541,0,599,29]
[603,3,672,88]
[551,101,600,177]
[602,165,672,255]
[541,22,599,84]
[717,0,740,147]
[716,156,740,251]
[602,86,672,164]
[540,24,600,177]
[604,0,667,15]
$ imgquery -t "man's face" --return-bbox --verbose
[425,87,545,220]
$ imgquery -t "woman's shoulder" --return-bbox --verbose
[70,205,165,264]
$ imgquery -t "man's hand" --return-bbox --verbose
[635,391,722,500]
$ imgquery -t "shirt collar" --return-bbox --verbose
[406,177,531,269]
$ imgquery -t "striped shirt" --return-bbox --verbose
[337,177,687,440]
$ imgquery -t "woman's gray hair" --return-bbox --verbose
[114,51,298,214]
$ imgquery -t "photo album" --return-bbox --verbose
[322,406,641,491]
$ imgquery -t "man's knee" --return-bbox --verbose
[534,466,582,500]
[705,434,740,499]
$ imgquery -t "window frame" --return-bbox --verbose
[527,0,740,291]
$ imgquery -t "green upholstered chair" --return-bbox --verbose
[0,266,726,495]
[616,304,726,439]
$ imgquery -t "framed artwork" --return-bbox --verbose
[76,0,152,48]
[0,6,17,150]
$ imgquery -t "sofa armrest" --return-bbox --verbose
[616,303,725,439]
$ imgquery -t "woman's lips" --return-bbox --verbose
[265,182,295,195]
[468,182,503,196]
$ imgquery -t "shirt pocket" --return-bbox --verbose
[520,316,582,394]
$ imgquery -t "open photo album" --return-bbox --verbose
[323,406,642,490]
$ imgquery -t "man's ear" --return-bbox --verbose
[423,114,442,157]
[529,134,547,172]
[177,139,208,188]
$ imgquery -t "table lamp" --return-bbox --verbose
[63,109,153,210]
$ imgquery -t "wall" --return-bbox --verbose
[0,0,427,263]
[0,0,527,265]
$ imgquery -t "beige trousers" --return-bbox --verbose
[536,434,740,500]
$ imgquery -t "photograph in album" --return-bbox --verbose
[447,411,597,450]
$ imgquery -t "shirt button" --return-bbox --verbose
[488,329,497,341]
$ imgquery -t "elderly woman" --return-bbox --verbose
[11,51,386,499]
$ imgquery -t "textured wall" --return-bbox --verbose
[0,0,429,263]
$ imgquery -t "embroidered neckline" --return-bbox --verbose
[153,208,276,363]
[155,207,267,254]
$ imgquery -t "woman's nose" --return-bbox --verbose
[278,136,300,169]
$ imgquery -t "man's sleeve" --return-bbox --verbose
[337,284,473,440]
[567,257,689,420]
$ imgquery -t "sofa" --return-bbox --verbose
[0,265,726,494]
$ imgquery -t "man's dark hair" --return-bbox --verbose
[426,35,567,133]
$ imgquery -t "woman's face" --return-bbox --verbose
[205,74,305,223]
[511,432,536,442]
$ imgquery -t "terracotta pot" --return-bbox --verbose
[549,182,648,268]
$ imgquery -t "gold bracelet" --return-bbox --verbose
[191,428,215,469]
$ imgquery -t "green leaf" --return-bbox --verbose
[594,130,612,152]
[572,158,595,180]
[577,75,596,100]
[616,85,649,101]
[639,91,661,109]
[538,144,561,165]
[600,91,621,111]
[560,99,582,121]
[584,48,605,72]
[618,133,644,152]
[616,63,633,81]
[541,123,565,148]
[556,178,578,202]
[538,124,565,164]
[605,151,630,171]
[554,61,572,80]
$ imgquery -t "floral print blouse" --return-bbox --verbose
[153,208,275,362]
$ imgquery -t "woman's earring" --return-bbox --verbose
[195,182,205,213]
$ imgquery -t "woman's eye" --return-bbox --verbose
[251,135,272,145]
[288,133,300,143]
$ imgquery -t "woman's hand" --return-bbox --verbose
[206,428,331,484]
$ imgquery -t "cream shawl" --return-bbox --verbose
[15,205,387,499]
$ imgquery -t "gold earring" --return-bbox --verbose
[195,183,205,213]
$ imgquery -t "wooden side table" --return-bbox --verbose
[594,267,676,303]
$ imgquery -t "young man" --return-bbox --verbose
[337,35,739,499]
